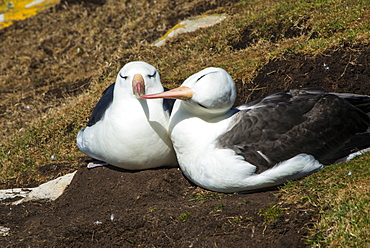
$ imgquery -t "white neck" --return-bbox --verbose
[169,102,244,188]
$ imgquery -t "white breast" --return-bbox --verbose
[78,98,177,170]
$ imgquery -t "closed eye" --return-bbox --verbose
[148,71,157,78]
[119,73,128,79]
[198,103,208,109]
[196,74,207,82]
[196,71,217,82]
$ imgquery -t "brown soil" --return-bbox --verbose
[1,0,369,247]
[1,164,317,247]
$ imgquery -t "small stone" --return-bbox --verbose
[152,14,227,47]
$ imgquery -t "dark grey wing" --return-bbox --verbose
[87,83,115,127]
[163,87,176,115]
[218,88,370,173]
[333,92,370,113]
[333,133,370,160]
[329,92,370,159]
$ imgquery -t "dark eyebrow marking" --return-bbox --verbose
[196,74,207,82]
[196,71,217,82]
[148,71,157,78]
[119,73,128,79]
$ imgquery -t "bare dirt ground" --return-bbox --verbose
[1,165,315,247]
[1,0,369,247]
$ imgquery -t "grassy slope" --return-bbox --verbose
[0,0,369,246]
[282,155,370,247]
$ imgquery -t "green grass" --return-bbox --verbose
[281,154,370,247]
[188,191,226,204]
[178,211,192,223]
[212,204,225,212]
[239,200,250,205]
[259,203,283,224]
[0,96,89,184]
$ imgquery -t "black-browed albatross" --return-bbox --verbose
[77,61,177,170]
[142,67,370,193]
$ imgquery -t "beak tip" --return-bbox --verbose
[140,94,157,99]
[140,87,193,100]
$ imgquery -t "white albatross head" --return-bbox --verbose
[141,67,236,117]
[116,61,163,98]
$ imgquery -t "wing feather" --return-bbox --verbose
[87,83,115,127]
[218,88,370,173]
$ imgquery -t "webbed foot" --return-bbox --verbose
[87,161,108,169]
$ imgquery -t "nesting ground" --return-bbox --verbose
[0,0,369,247]
[1,45,369,247]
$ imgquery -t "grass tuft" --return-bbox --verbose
[259,203,283,224]
[188,190,226,204]
[178,211,192,223]
[212,204,224,212]
[281,154,370,247]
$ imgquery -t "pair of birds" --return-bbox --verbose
[77,61,370,193]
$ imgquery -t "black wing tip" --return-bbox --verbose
[86,83,115,126]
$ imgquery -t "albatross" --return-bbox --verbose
[141,67,370,193]
[77,61,177,170]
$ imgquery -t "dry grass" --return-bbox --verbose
[281,155,370,247]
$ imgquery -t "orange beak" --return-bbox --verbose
[141,86,193,100]
[132,74,145,96]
